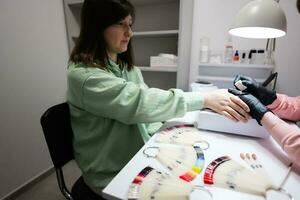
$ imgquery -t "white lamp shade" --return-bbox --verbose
[229,0,287,39]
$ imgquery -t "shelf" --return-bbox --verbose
[198,62,274,80]
[66,0,179,9]
[67,0,178,6]
[138,66,177,72]
[199,63,274,69]
[197,75,265,83]
[130,0,178,6]
[196,75,267,89]
[67,0,83,7]
[133,30,179,37]
[71,30,179,41]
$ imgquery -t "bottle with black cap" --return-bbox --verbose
[241,52,246,64]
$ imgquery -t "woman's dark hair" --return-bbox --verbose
[297,0,300,13]
[70,0,135,70]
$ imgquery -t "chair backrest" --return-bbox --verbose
[40,102,74,168]
[41,103,103,200]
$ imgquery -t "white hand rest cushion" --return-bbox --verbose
[190,110,269,138]
[168,110,269,138]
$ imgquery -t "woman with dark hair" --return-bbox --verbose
[70,0,135,69]
[67,0,250,195]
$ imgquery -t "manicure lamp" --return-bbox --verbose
[229,0,286,87]
[229,0,287,39]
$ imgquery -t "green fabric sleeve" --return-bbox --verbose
[183,92,204,111]
[81,72,197,124]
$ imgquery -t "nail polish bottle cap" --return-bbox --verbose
[242,53,246,59]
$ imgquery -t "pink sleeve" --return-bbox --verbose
[267,94,300,121]
[262,112,300,167]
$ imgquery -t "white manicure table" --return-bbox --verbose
[102,111,300,200]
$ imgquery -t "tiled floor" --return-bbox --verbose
[12,161,81,200]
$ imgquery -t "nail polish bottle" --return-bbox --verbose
[233,50,240,63]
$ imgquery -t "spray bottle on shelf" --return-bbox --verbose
[224,36,234,63]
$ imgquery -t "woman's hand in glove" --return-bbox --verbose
[233,75,277,106]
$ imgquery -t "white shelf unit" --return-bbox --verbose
[63,0,189,90]
[195,63,274,89]
[138,66,177,72]
[133,30,179,37]
[71,30,179,40]
[63,0,82,52]
[130,0,180,89]
[67,0,83,6]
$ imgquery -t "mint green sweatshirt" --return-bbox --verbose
[67,61,204,190]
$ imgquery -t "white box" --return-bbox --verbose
[150,56,177,67]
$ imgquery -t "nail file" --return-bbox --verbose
[235,80,247,91]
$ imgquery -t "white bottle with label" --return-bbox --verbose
[224,36,234,63]
[199,37,210,63]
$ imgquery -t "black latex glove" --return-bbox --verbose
[233,75,277,106]
[228,88,269,125]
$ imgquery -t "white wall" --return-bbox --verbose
[177,0,194,90]
[0,0,298,198]
[190,0,300,96]
[0,0,69,198]
[275,0,300,96]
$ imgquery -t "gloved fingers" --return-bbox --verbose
[239,75,252,81]
[228,88,243,96]
[240,80,253,88]
[233,74,242,84]
[234,74,252,82]
[233,75,254,91]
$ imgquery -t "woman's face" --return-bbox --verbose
[104,15,133,57]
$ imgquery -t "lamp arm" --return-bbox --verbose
[265,38,276,66]
[265,38,276,51]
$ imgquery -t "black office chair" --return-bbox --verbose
[40,102,103,200]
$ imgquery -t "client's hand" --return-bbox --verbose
[233,75,277,105]
[228,88,269,125]
[203,89,250,122]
